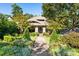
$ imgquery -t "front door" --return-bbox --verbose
[38,27,42,33]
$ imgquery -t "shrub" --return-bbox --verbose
[0,45,32,56]
[49,43,74,56]
[0,41,11,47]
[0,45,14,56]
[61,32,79,48]
[15,34,23,39]
[43,32,49,36]
[13,39,26,47]
[3,35,14,42]
[50,31,60,44]
[30,32,38,36]
[12,46,32,56]
[0,40,32,56]
[0,19,18,39]
[13,38,33,47]
[23,28,31,41]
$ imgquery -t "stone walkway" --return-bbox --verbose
[31,34,51,56]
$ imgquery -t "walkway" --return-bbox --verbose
[31,34,51,56]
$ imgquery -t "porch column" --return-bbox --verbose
[43,27,46,33]
[35,27,38,32]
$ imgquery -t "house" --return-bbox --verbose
[28,16,48,33]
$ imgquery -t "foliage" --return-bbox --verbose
[61,32,79,48]
[0,14,18,39]
[13,39,26,47]
[43,32,49,36]
[48,30,76,56]
[71,48,79,56]
[0,45,32,56]
[12,3,23,16]
[48,20,65,31]
[30,32,38,36]
[3,35,13,42]
[42,3,79,30]
[12,14,29,33]
[23,28,31,41]
[0,45,14,56]
[24,13,33,19]
[0,38,32,56]
[12,46,32,56]
[11,4,31,33]
[49,43,74,56]
[0,13,10,20]
[50,31,60,43]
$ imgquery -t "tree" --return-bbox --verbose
[0,13,10,20]
[12,3,23,17]
[42,3,79,31]
[42,4,67,31]
[0,14,18,39]
[24,13,33,19]
[68,4,79,30]
[11,4,29,33]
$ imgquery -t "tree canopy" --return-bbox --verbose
[12,3,23,17]
[11,4,33,33]
[0,13,18,39]
[42,3,79,30]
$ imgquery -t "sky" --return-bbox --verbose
[0,3,42,16]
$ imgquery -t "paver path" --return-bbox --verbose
[31,34,51,56]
